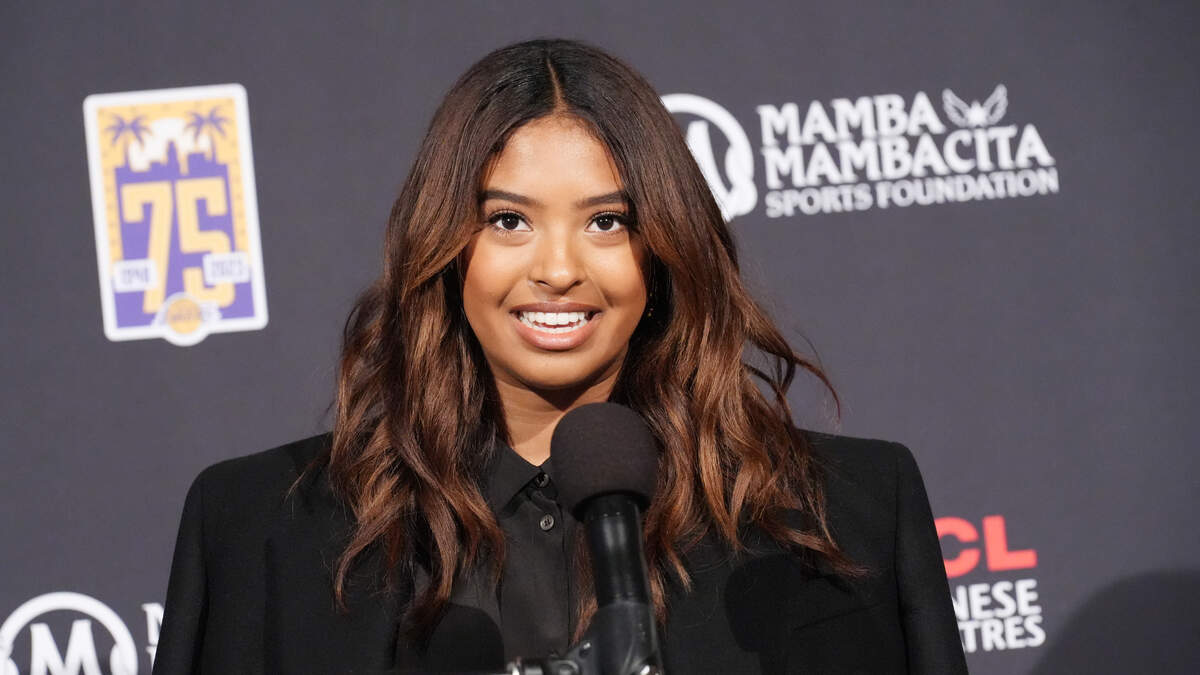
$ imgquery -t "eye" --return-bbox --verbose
[586,212,630,234]
[486,211,531,233]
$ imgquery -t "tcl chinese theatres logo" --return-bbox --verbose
[937,515,1045,654]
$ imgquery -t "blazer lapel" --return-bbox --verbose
[261,462,508,673]
[263,467,402,673]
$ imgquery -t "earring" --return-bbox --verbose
[644,267,655,318]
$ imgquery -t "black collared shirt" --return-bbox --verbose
[451,442,579,661]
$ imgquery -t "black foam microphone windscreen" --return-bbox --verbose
[550,402,659,518]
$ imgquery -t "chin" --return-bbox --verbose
[507,356,622,394]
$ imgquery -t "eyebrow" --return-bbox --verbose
[479,189,628,209]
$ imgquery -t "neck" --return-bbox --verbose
[494,372,619,465]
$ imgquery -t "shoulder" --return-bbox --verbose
[196,432,330,488]
[800,428,921,496]
[798,431,966,672]
[795,429,929,565]
[184,432,333,528]
[156,433,339,672]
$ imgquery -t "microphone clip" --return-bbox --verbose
[507,600,663,674]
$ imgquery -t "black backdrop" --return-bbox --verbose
[3,2,1199,673]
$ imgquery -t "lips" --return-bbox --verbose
[509,303,601,350]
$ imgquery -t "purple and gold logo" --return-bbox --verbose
[84,84,267,346]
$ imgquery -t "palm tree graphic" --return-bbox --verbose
[104,114,150,166]
[184,106,230,162]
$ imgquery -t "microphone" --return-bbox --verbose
[549,402,662,675]
[469,403,662,675]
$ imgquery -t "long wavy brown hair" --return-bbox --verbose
[323,38,853,639]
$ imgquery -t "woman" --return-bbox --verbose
[153,39,967,674]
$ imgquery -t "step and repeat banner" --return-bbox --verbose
[3,2,1198,673]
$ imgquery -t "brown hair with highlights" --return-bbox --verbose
[320,38,853,639]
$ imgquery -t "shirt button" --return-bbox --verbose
[533,472,550,488]
[539,514,555,531]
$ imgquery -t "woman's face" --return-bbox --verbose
[460,115,648,395]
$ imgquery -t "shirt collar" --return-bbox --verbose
[482,442,548,512]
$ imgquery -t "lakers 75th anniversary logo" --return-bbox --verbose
[84,84,268,346]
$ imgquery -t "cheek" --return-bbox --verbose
[590,252,649,330]
[611,271,648,308]
[460,242,519,323]
[602,244,649,306]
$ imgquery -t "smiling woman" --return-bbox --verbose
[152,39,967,674]
[463,115,649,461]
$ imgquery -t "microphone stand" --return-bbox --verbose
[466,494,663,675]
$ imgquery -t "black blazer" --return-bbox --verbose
[152,431,968,674]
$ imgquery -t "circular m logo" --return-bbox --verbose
[661,93,757,222]
[1,592,138,675]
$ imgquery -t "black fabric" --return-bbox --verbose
[152,431,968,674]
[477,445,578,659]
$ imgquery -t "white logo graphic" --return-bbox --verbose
[661,93,757,221]
[667,84,1058,219]
[1,592,138,675]
[943,85,1008,128]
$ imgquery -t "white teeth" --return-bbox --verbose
[517,311,591,333]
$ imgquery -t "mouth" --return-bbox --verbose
[509,306,602,351]
[514,310,597,334]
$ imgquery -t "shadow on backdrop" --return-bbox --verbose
[1031,569,1200,674]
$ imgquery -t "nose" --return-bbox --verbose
[529,226,584,295]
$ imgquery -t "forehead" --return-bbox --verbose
[482,115,623,194]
